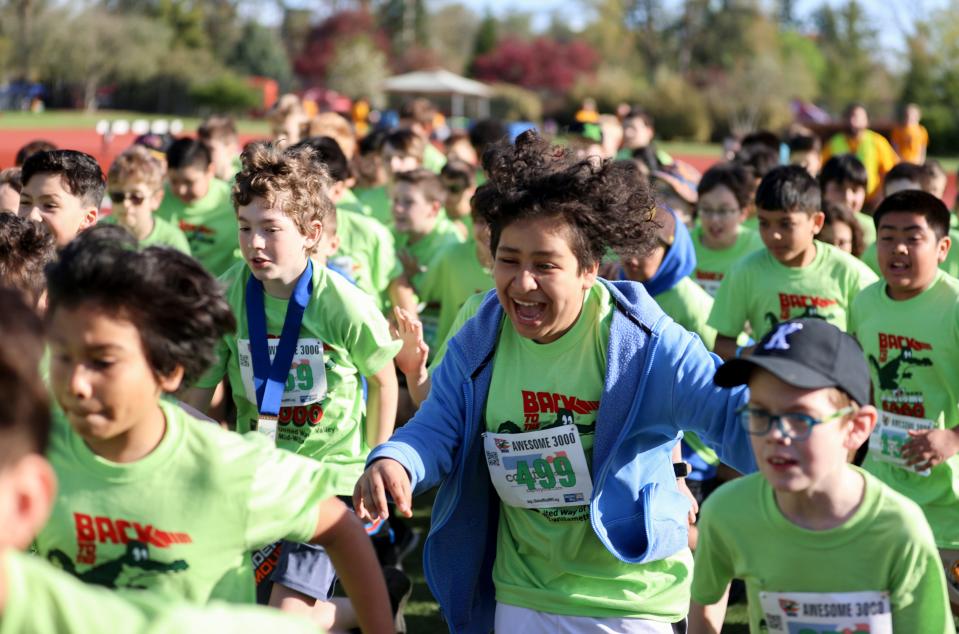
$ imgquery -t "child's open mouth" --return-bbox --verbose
[513,298,546,325]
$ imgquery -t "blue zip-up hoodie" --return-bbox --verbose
[368,279,756,633]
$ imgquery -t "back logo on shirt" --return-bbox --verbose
[869,336,934,417]
[776,293,837,321]
[520,390,599,431]
[48,540,188,590]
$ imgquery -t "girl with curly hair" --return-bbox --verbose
[356,132,756,633]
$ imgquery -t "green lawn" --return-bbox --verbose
[0,109,270,134]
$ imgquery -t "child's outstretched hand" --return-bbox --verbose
[354,458,413,522]
[902,428,959,472]
[392,306,429,378]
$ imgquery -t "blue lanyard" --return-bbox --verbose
[246,260,314,416]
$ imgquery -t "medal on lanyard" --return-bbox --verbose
[246,260,313,441]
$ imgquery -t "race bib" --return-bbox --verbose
[696,277,722,297]
[759,590,891,634]
[483,425,593,509]
[868,410,934,477]
[238,337,328,408]
[256,414,278,442]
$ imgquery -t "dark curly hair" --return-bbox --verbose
[45,225,236,386]
[479,131,657,271]
[0,214,57,307]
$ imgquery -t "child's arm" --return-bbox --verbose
[688,592,729,634]
[364,362,399,448]
[180,387,216,412]
[309,497,393,634]
[388,275,419,316]
[712,335,740,361]
[392,307,431,407]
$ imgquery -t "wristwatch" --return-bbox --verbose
[673,462,690,478]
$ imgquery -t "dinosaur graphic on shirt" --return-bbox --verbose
[869,348,933,392]
[47,541,188,590]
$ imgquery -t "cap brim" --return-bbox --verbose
[715,356,837,392]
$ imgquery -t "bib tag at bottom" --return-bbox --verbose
[483,424,593,509]
[759,590,891,634]
[256,414,278,442]
[869,410,934,476]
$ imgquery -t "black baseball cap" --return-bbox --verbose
[714,318,871,406]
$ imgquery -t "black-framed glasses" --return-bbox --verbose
[737,406,855,441]
[108,191,149,205]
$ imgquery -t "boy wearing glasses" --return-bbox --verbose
[849,190,959,615]
[101,146,190,253]
[689,318,952,634]
[691,163,764,297]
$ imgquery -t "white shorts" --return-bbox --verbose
[495,603,677,634]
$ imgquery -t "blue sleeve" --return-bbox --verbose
[366,344,469,494]
[660,322,757,474]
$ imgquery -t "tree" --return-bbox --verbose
[425,4,479,74]
[293,10,390,85]
[228,21,293,89]
[325,35,389,102]
[471,36,600,94]
[812,0,879,113]
[33,6,170,110]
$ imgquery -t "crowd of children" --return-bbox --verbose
[0,93,956,634]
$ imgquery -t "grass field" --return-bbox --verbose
[0,109,270,135]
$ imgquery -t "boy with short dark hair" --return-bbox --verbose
[398,97,446,173]
[708,166,877,360]
[155,138,240,276]
[882,161,931,198]
[820,153,876,246]
[787,134,822,177]
[353,131,392,227]
[690,318,952,633]
[849,189,959,615]
[0,166,21,214]
[18,149,103,247]
[439,159,477,240]
[14,139,57,167]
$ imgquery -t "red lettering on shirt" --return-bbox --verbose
[695,270,723,281]
[877,333,933,363]
[777,293,837,319]
[73,514,193,549]
[521,391,599,416]
[177,221,214,236]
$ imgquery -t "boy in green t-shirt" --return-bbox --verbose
[293,136,401,311]
[186,143,403,628]
[37,226,391,632]
[439,159,478,240]
[391,168,464,350]
[398,98,447,174]
[690,318,952,634]
[101,145,191,253]
[820,153,876,247]
[691,163,765,297]
[18,149,103,247]
[197,114,242,182]
[0,289,332,634]
[708,166,877,360]
[353,131,393,227]
[155,138,241,276]
[848,190,959,614]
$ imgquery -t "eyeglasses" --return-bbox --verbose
[108,191,150,205]
[737,406,856,441]
[698,207,740,220]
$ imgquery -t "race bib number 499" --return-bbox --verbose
[483,425,593,509]
[759,590,891,634]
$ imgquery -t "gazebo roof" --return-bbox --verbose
[382,69,492,98]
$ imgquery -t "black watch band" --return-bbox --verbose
[673,462,690,478]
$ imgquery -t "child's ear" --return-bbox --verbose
[811,210,826,235]
[845,404,878,451]
[430,200,442,217]
[158,365,185,394]
[5,455,57,550]
[938,234,952,264]
[80,206,99,233]
[304,220,323,251]
[150,188,165,210]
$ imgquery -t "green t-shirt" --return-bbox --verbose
[423,142,447,174]
[397,217,466,349]
[35,400,326,604]
[691,469,952,634]
[654,277,718,350]
[429,291,485,373]
[486,283,692,620]
[99,214,192,254]
[0,550,319,634]
[418,240,493,348]
[354,185,392,227]
[862,231,959,279]
[336,188,369,216]
[199,261,401,496]
[155,179,241,277]
[690,225,765,297]
[855,210,877,248]
[708,242,878,340]
[849,271,959,548]
[332,208,400,311]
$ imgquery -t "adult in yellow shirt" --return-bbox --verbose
[823,103,899,200]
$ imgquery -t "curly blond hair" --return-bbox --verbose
[232,142,334,254]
